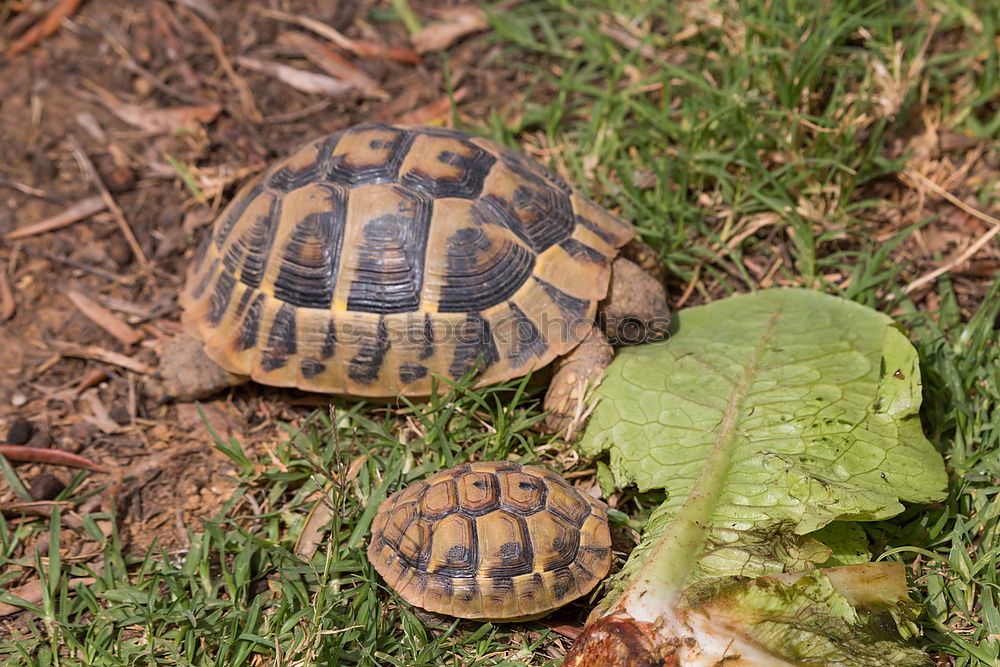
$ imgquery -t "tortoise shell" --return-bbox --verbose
[367,461,613,621]
[179,123,635,396]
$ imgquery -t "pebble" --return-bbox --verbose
[11,392,27,407]
[106,165,137,194]
[6,418,33,444]
[29,473,66,501]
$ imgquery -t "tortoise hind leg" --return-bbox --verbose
[542,325,613,439]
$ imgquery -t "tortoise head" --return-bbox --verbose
[599,257,671,346]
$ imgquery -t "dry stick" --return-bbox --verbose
[3,0,85,59]
[184,8,263,122]
[3,196,106,240]
[46,340,153,374]
[900,170,1000,295]
[65,288,143,346]
[0,264,14,320]
[66,136,150,268]
[22,246,130,285]
[0,174,68,204]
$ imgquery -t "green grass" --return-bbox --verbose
[2,0,999,664]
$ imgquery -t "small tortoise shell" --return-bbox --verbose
[368,461,612,620]
[180,123,634,397]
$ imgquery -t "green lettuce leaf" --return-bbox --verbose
[567,289,946,666]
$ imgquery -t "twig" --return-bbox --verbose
[235,56,354,97]
[4,0,85,59]
[0,175,68,204]
[901,169,1000,229]
[3,196,105,240]
[277,31,388,99]
[46,340,153,374]
[183,7,263,122]
[903,226,1000,295]
[65,288,143,346]
[255,8,421,64]
[66,136,150,268]
[899,170,1000,295]
[21,246,131,284]
[0,446,108,473]
[0,264,14,320]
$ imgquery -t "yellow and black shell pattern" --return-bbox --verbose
[367,461,613,620]
[180,123,635,396]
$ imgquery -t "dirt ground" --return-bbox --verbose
[0,0,530,559]
[1,0,998,639]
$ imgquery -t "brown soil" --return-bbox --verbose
[0,0,525,558]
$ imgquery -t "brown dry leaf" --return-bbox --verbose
[412,7,488,53]
[277,31,388,99]
[256,8,421,64]
[0,577,96,616]
[85,82,221,133]
[397,88,468,125]
[236,56,355,97]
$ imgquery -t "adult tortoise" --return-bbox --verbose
[368,461,612,620]
[159,123,670,433]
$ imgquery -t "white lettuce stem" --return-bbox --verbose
[618,310,783,623]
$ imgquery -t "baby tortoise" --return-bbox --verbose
[368,461,612,621]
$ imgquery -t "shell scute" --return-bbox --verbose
[525,509,579,571]
[420,478,458,518]
[544,477,592,526]
[426,513,476,574]
[498,471,547,515]
[456,469,501,515]
[475,511,532,577]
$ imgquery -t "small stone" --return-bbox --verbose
[106,165,137,194]
[6,418,33,444]
[29,473,66,501]
[11,392,27,407]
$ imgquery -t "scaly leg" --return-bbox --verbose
[542,325,613,439]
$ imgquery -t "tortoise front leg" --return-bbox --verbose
[542,325,613,439]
